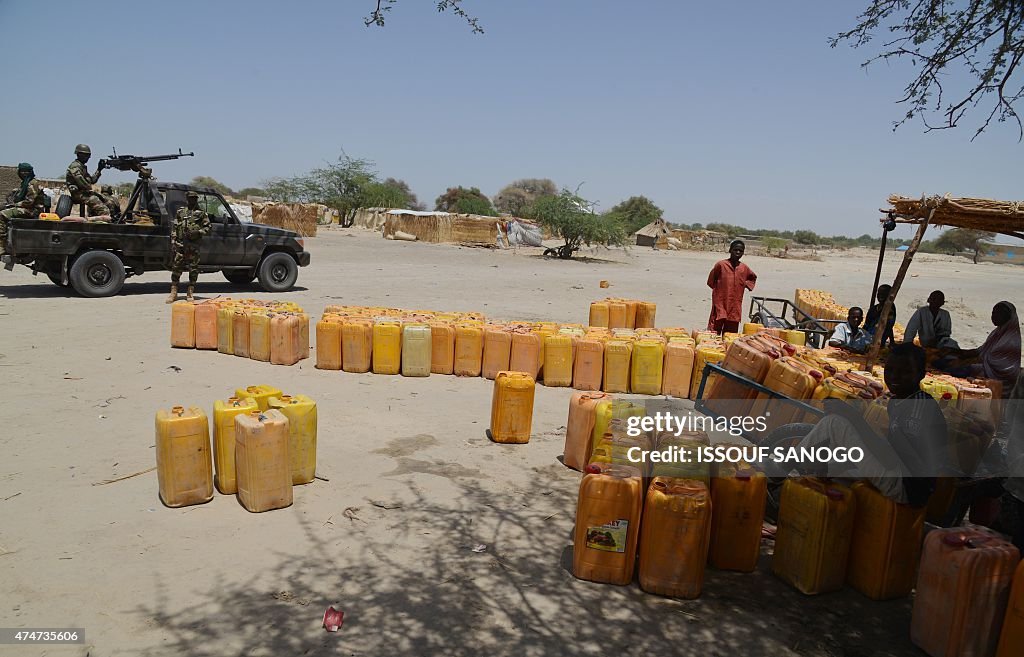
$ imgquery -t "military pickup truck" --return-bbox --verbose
[2,180,311,298]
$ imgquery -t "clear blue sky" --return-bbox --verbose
[1,0,1019,237]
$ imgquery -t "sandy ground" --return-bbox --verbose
[1,229,1022,657]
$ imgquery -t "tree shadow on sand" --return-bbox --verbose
[129,475,923,657]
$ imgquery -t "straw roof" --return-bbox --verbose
[634,219,672,238]
[884,194,1024,239]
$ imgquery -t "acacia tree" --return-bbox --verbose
[191,176,234,196]
[365,0,483,32]
[493,178,557,215]
[834,1,1024,139]
[526,189,626,259]
[434,186,496,215]
[605,195,664,235]
[934,227,996,262]
[263,154,377,226]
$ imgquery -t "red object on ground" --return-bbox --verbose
[322,606,345,632]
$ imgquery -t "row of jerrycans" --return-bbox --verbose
[588,299,657,330]
[155,386,318,513]
[171,301,310,366]
[573,463,767,598]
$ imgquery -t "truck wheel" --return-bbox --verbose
[47,271,69,287]
[69,250,126,298]
[223,270,255,285]
[55,194,73,218]
[256,252,298,292]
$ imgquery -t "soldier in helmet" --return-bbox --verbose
[66,144,120,220]
[167,190,211,303]
[1,162,46,257]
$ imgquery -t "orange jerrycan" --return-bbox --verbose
[234,409,293,513]
[481,327,512,380]
[155,405,213,507]
[630,339,664,395]
[428,321,455,375]
[216,305,234,354]
[212,396,259,494]
[649,431,710,483]
[589,301,610,328]
[232,309,250,358]
[235,384,282,412]
[690,343,725,399]
[709,463,767,572]
[623,300,639,329]
[489,372,536,444]
[750,357,822,435]
[194,301,218,350]
[268,394,317,485]
[341,318,373,373]
[573,463,643,585]
[401,324,432,377]
[542,334,573,387]
[662,340,695,398]
[454,323,484,376]
[315,318,343,370]
[572,337,604,391]
[564,391,613,471]
[270,314,303,365]
[170,301,195,348]
[638,478,712,598]
[998,559,1024,657]
[248,311,272,362]
[635,301,657,328]
[607,301,627,329]
[372,320,402,375]
[845,481,925,600]
[591,399,645,451]
[772,478,856,594]
[705,336,779,414]
[296,313,310,360]
[509,331,542,380]
[912,528,1020,657]
[602,339,632,393]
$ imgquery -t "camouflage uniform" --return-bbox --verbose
[170,206,211,285]
[66,160,118,218]
[1,172,45,255]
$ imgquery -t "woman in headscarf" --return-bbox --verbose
[940,301,1021,395]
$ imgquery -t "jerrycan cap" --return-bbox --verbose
[228,397,240,406]
[585,464,604,475]
[941,532,989,548]
[172,405,185,416]
[279,394,293,402]
[825,488,844,501]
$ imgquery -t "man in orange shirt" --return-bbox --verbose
[706,240,757,334]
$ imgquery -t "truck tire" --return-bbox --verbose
[55,194,73,218]
[256,252,298,292]
[223,270,255,285]
[69,250,126,298]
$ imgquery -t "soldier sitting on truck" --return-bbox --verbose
[66,144,120,220]
[1,162,46,257]
[167,191,211,303]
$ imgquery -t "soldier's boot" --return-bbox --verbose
[166,284,178,304]
[186,285,195,302]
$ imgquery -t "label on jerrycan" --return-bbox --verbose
[586,519,630,553]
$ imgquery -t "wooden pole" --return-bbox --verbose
[862,209,934,370]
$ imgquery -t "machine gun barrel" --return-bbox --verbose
[100,148,195,172]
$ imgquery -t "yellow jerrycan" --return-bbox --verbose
[235,384,282,412]
[489,372,536,444]
[709,462,767,572]
[232,309,250,358]
[315,317,343,370]
[602,339,632,393]
[170,301,195,348]
[372,319,402,375]
[773,478,856,594]
[249,311,272,362]
[589,301,610,328]
[846,481,925,600]
[542,334,574,387]
[454,323,484,377]
[212,396,259,494]
[216,305,234,355]
[234,409,293,513]
[630,339,664,395]
[268,394,318,485]
[638,478,712,598]
[155,405,213,507]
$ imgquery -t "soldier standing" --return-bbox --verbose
[168,191,211,303]
[1,162,46,257]
[66,144,120,219]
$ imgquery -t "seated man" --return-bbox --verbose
[790,343,950,504]
[828,307,871,354]
[865,284,897,348]
[904,290,958,349]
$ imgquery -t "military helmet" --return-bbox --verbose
[74,144,91,155]
[186,191,199,199]
[101,185,113,194]
[17,162,34,173]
